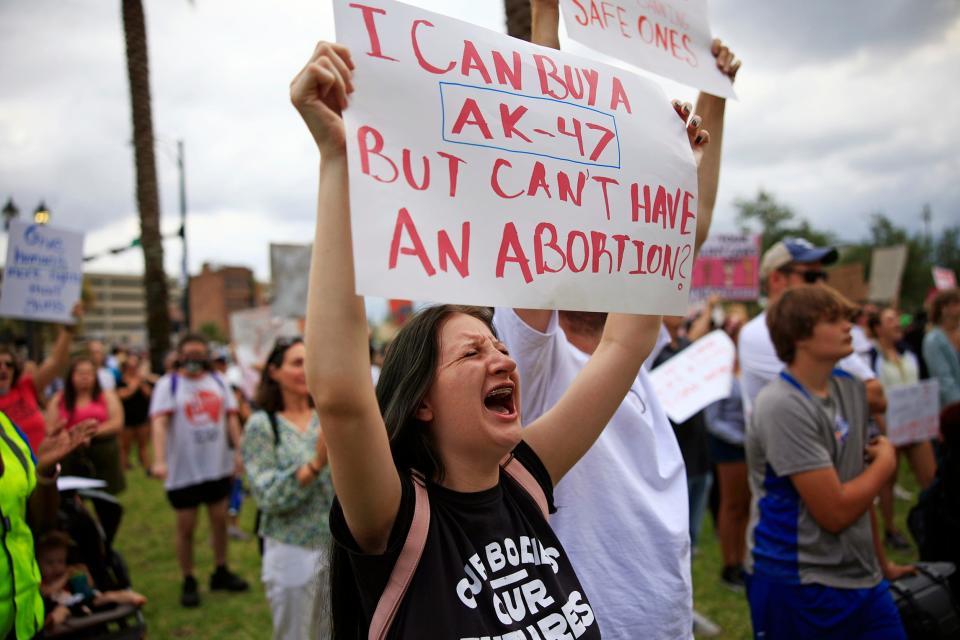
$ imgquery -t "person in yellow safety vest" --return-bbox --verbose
[1,410,97,639]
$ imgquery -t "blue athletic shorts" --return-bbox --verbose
[746,572,906,640]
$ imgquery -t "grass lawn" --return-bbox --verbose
[114,462,920,638]
[115,469,272,639]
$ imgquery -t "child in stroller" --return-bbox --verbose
[40,484,147,639]
[37,531,146,630]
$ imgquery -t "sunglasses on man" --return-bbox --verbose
[779,267,829,284]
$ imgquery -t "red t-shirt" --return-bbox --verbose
[0,374,47,451]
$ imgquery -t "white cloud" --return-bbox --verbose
[1,0,957,286]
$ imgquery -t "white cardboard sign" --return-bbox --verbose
[648,329,735,423]
[885,380,940,447]
[229,306,300,399]
[270,243,312,318]
[0,221,84,324]
[335,0,698,315]
[559,0,736,99]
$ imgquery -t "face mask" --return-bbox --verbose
[182,358,207,374]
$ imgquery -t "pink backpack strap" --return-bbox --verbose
[501,455,549,520]
[368,471,430,640]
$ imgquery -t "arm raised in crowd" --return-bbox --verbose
[694,40,740,256]
[32,303,83,394]
[522,312,663,484]
[293,42,401,555]
[512,1,564,334]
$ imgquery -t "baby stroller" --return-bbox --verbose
[45,483,146,640]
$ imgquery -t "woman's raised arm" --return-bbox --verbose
[293,42,401,554]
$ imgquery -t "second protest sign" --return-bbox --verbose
[335,0,698,315]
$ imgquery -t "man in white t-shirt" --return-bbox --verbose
[739,238,886,416]
[150,334,248,608]
[495,308,691,639]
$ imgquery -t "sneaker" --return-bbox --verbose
[885,530,912,552]
[720,565,746,592]
[209,565,249,592]
[692,610,722,637]
[227,525,251,541]
[893,483,915,501]
[180,575,200,608]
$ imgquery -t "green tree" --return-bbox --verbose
[734,189,835,254]
[198,322,227,345]
[935,226,960,274]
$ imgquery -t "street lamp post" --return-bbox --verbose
[33,201,51,225]
[25,201,52,360]
[2,198,19,230]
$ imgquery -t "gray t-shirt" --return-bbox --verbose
[745,371,882,589]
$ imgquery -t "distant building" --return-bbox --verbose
[84,272,183,348]
[189,263,260,340]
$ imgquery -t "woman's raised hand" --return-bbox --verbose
[671,99,710,167]
[290,42,356,155]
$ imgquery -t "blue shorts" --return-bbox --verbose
[746,572,906,640]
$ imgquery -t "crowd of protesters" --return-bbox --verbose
[3,1,960,640]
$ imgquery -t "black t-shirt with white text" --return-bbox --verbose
[330,441,601,639]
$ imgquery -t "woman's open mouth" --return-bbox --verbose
[484,384,516,416]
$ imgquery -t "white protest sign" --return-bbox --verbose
[932,266,957,291]
[229,307,300,399]
[0,221,84,324]
[868,244,908,303]
[648,329,734,423]
[885,380,940,447]
[270,243,312,318]
[335,0,698,315]
[559,0,736,99]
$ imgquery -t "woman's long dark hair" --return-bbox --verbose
[63,357,103,414]
[330,304,495,639]
[254,337,307,414]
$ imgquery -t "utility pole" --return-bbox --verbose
[921,203,933,260]
[178,139,190,332]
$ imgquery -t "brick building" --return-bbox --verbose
[188,263,259,340]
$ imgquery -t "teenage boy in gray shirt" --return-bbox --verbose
[745,285,910,639]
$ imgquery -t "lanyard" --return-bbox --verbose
[779,371,850,445]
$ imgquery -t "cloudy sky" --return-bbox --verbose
[2,0,958,291]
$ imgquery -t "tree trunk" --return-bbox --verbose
[122,0,171,374]
[504,0,531,41]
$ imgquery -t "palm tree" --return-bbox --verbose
[121,0,171,373]
[504,0,531,40]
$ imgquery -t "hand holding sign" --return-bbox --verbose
[290,41,356,156]
[330,0,709,315]
[0,221,84,324]
[711,39,741,82]
[559,0,736,98]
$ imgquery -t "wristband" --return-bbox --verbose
[36,463,61,486]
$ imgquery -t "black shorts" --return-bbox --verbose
[166,476,233,510]
[707,432,746,464]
